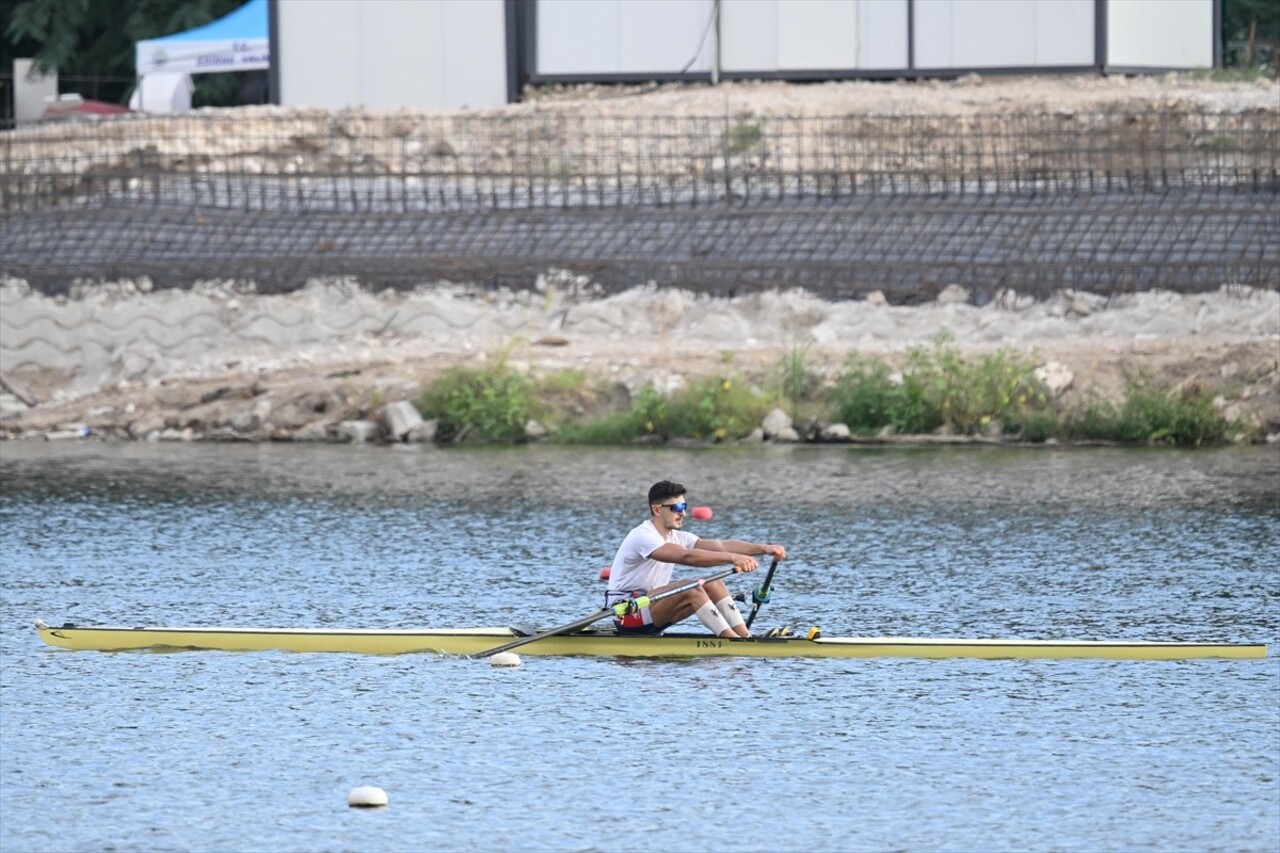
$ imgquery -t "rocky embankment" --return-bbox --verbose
[2,281,1277,446]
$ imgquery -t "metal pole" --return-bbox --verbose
[712,0,721,85]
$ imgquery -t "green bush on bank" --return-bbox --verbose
[418,358,537,443]
[560,376,772,444]
[829,334,1048,436]
[413,339,1239,447]
[1060,381,1228,446]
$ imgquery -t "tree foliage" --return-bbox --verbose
[1223,0,1280,68]
[4,0,243,75]
[2,0,247,105]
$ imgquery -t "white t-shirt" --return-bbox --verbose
[607,519,699,596]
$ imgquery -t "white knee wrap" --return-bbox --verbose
[715,597,746,629]
[694,600,731,634]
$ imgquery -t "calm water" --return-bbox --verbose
[1,442,1277,853]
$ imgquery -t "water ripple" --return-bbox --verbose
[2,443,1277,852]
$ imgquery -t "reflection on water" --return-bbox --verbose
[4,441,1278,509]
[1,442,1277,852]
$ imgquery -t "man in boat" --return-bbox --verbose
[606,480,786,638]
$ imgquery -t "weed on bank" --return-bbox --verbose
[416,335,1245,448]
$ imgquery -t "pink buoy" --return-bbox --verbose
[599,567,611,580]
[691,506,713,520]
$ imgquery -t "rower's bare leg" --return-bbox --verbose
[703,579,751,637]
[647,584,737,638]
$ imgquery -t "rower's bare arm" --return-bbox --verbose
[648,543,759,571]
[695,539,787,560]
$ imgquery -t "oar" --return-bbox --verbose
[471,567,740,659]
[744,557,780,630]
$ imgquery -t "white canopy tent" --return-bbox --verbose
[131,0,269,114]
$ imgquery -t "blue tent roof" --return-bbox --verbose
[159,0,267,43]
[136,0,269,78]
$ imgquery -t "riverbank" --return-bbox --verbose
[2,280,1277,446]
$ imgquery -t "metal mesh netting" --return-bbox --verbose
[2,110,1277,300]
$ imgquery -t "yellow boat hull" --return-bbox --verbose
[34,622,1267,660]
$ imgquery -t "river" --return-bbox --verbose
[1,442,1277,852]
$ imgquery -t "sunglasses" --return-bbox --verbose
[658,502,688,513]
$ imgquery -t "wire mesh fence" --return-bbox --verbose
[2,109,1277,299]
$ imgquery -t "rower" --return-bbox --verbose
[605,480,786,638]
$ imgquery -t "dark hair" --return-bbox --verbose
[648,480,686,505]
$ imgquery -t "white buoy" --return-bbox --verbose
[489,651,522,667]
[347,786,388,808]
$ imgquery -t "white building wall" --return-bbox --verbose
[717,0,774,72]
[271,0,1214,111]
[858,0,909,69]
[276,0,507,110]
[12,59,58,122]
[536,0,717,75]
[1107,0,1213,68]
[775,0,859,70]
[915,0,1093,69]
[538,0,1102,77]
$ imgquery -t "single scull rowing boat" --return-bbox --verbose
[34,621,1266,660]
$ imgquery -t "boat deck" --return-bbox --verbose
[34,622,1268,660]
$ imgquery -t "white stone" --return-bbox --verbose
[524,419,548,439]
[230,411,260,433]
[347,786,388,808]
[384,400,423,439]
[773,426,801,443]
[338,420,379,443]
[761,408,792,437]
[293,422,332,442]
[936,284,969,305]
[820,423,851,441]
[407,419,438,443]
[1035,361,1074,398]
[864,290,887,306]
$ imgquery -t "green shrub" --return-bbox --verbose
[776,343,817,404]
[661,376,770,442]
[900,334,1046,434]
[556,411,647,445]
[538,368,590,394]
[1006,410,1059,443]
[725,121,763,155]
[830,359,904,434]
[1131,384,1226,446]
[419,361,537,444]
[1058,397,1111,442]
[965,349,1049,430]
[830,335,1048,436]
[566,377,769,444]
[1062,381,1228,446]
